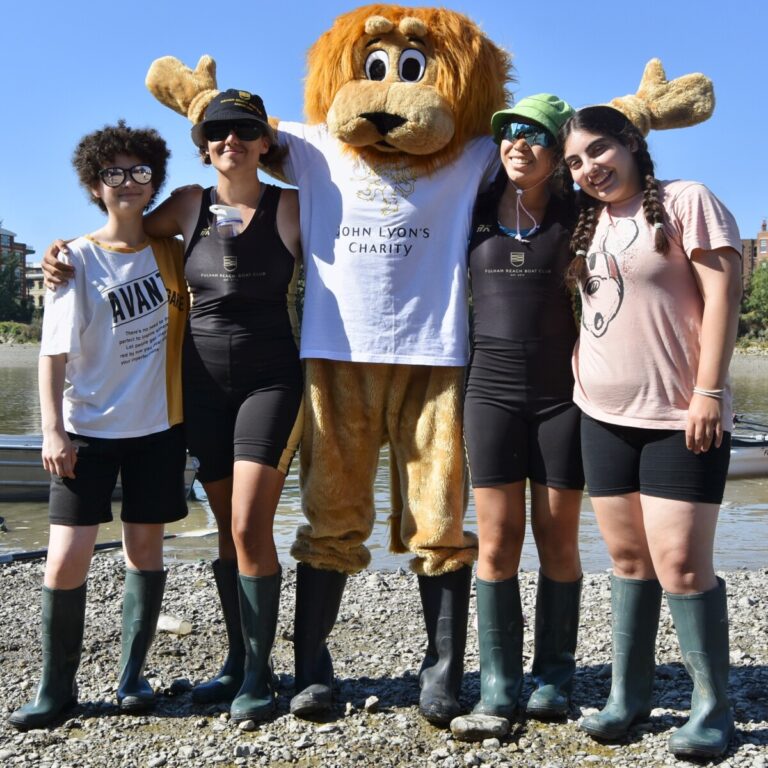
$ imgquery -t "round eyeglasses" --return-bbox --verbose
[98,165,153,187]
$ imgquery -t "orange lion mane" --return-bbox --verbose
[304,4,514,175]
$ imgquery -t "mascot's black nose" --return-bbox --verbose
[361,112,406,135]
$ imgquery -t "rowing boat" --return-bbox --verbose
[729,432,768,479]
[0,434,199,501]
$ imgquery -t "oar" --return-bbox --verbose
[0,528,218,565]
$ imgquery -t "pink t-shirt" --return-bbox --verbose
[573,180,741,430]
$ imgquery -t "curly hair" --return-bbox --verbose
[72,120,170,212]
[559,106,669,286]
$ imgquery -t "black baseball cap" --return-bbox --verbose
[191,89,275,147]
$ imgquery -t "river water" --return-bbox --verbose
[1,345,766,572]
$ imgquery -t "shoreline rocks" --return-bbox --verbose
[1,557,766,766]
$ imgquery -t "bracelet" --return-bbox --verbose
[693,386,724,400]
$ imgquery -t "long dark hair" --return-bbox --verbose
[559,106,669,285]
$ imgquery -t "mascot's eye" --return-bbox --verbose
[365,50,389,81]
[398,49,426,82]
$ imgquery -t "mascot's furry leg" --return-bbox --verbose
[290,359,382,717]
[292,361,477,724]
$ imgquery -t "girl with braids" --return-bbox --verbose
[561,105,742,759]
[460,95,584,733]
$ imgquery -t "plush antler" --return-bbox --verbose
[609,58,715,136]
[145,55,219,124]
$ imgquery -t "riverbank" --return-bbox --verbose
[1,558,766,767]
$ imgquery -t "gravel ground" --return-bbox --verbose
[1,558,766,767]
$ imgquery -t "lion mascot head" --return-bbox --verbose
[146,4,512,177]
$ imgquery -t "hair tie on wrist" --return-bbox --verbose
[693,386,724,400]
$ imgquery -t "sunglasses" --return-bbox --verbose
[98,165,153,187]
[500,122,555,148]
[203,121,265,142]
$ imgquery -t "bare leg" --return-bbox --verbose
[530,483,582,582]
[44,524,99,589]
[231,460,286,577]
[123,523,165,571]
[590,492,656,579]
[203,476,236,561]
[474,482,526,581]
[641,495,719,594]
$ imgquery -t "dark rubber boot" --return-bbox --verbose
[667,578,734,759]
[8,583,87,730]
[192,559,245,704]
[580,575,662,740]
[290,563,347,718]
[526,572,582,719]
[472,575,523,721]
[230,569,282,723]
[418,566,472,726]
[117,569,166,713]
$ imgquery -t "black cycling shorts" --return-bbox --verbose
[581,414,731,504]
[183,333,304,484]
[464,344,584,489]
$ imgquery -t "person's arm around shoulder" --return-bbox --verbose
[144,187,203,244]
[39,354,76,478]
[686,245,742,454]
[42,240,75,289]
[276,187,302,262]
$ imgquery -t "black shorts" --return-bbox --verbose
[49,425,189,526]
[464,343,584,490]
[183,332,304,483]
[581,414,731,504]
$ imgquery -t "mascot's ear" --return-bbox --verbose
[609,58,715,136]
[146,55,220,124]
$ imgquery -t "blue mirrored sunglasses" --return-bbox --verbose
[500,122,555,148]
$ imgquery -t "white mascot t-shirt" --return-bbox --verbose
[279,122,498,366]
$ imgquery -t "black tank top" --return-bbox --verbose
[184,185,297,341]
[468,193,577,346]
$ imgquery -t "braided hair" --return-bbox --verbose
[558,106,669,286]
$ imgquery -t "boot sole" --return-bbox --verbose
[8,697,78,730]
[580,709,651,741]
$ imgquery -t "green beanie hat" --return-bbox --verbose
[491,93,575,144]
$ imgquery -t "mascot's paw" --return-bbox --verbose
[145,54,219,125]
[610,58,714,136]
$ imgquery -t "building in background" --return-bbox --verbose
[0,223,36,301]
[742,219,768,288]
[25,264,45,310]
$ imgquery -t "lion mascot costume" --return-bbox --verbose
[146,3,715,726]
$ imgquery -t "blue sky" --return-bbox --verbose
[1,0,765,258]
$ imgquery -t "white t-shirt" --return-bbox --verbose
[279,122,498,365]
[40,236,187,438]
[573,180,741,430]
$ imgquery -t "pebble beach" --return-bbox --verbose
[1,558,766,767]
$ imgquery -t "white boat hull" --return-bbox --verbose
[0,434,198,501]
[729,434,768,479]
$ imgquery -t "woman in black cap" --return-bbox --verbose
[459,94,584,734]
[150,89,304,723]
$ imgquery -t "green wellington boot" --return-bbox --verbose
[666,578,734,759]
[8,583,87,730]
[192,559,245,704]
[418,566,472,726]
[117,569,166,713]
[230,569,282,723]
[526,572,582,719]
[472,575,524,721]
[290,563,348,718]
[580,575,662,740]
